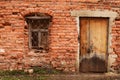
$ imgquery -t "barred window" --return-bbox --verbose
[25,13,52,52]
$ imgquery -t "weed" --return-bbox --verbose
[32,66,62,74]
[0,75,48,80]
[0,70,28,76]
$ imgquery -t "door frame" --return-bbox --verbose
[71,10,118,73]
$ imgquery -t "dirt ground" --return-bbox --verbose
[47,73,120,80]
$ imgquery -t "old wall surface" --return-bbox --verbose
[0,0,120,72]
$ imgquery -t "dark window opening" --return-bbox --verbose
[25,13,52,52]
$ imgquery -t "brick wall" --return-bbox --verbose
[0,0,120,72]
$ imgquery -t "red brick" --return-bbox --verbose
[0,0,119,73]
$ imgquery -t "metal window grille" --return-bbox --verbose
[26,15,51,52]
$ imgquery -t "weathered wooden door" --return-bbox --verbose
[79,18,108,73]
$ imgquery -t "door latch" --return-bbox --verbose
[87,48,91,53]
[87,45,93,54]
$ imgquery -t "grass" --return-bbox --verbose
[0,67,62,80]
[0,75,48,80]
[0,70,48,80]
[0,69,119,80]
[32,66,62,74]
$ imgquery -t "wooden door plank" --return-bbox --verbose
[90,18,101,54]
[80,18,90,72]
[100,19,108,55]
[80,18,89,56]
[89,18,107,55]
[89,18,108,72]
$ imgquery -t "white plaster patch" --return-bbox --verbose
[0,49,5,53]
[110,54,118,58]
[109,54,117,67]
[108,54,118,72]
[31,58,35,61]
[61,61,66,65]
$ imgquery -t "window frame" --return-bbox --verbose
[26,17,51,52]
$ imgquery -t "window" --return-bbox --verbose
[25,13,52,52]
